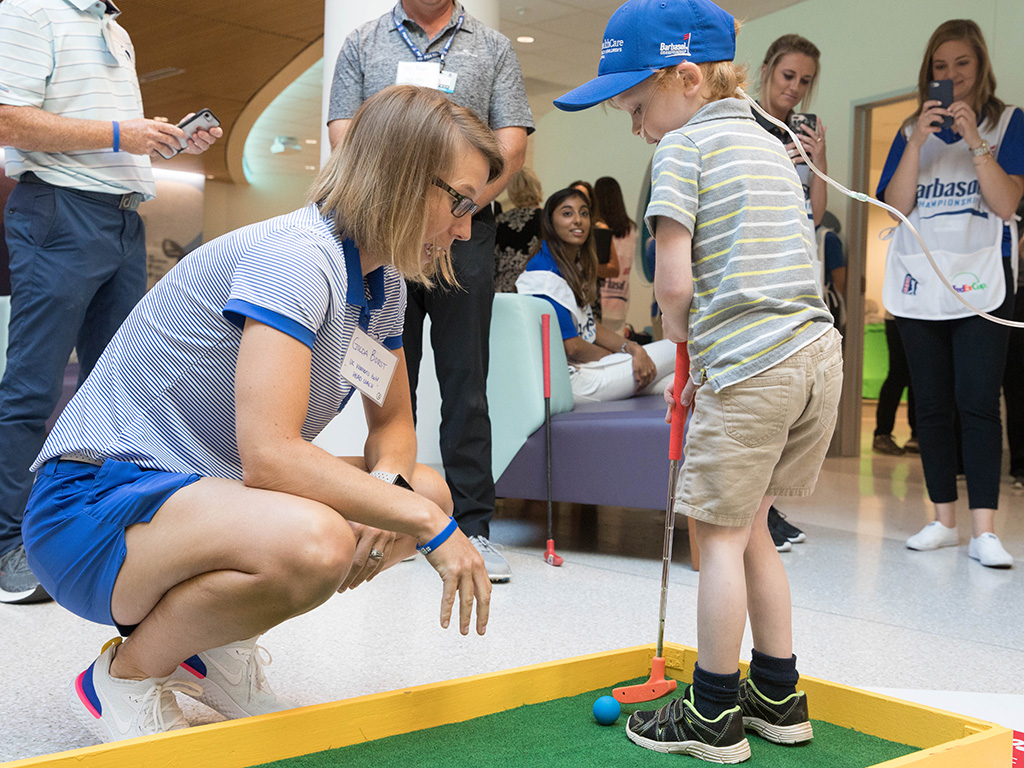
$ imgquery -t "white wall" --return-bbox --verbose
[202,174,313,241]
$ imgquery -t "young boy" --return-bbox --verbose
[555,0,843,763]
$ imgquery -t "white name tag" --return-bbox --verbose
[395,62,457,93]
[340,328,398,407]
[396,61,441,89]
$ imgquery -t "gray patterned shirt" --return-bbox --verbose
[328,1,533,134]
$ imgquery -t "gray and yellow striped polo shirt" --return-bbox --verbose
[645,97,832,392]
[0,0,154,199]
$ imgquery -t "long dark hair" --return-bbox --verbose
[593,177,634,239]
[537,188,597,307]
[909,19,1004,130]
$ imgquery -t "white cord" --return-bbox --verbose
[738,88,1024,329]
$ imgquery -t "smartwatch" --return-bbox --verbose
[371,470,413,491]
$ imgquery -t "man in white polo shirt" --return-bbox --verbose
[0,0,221,605]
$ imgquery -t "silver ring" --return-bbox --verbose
[368,549,385,561]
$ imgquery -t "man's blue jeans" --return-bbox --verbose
[0,178,146,556]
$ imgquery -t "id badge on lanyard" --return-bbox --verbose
[392,10,461,94]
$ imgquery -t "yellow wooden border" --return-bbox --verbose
[2,643,1010,768]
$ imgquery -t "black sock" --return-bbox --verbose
[748,648,799,701]
[691,663,740,720]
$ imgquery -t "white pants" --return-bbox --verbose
[568,338,677,405]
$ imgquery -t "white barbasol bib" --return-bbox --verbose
[882,106,1019,320]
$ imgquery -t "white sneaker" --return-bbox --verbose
[172,636,294,719]
[469,536,512,583]
[70,637,201,743]
[968,533,1014,568]
[906,521,959,551]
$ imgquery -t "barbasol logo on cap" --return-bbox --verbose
[660,33,691,58]
[601,38,624,59]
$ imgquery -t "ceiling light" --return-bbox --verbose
[270,136,302,154]
[516,35,534,43]
[304,165,317,171]
[304,139,318,145]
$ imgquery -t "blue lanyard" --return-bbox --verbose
[392,9,464,73]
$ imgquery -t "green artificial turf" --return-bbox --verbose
[250,678,918,768]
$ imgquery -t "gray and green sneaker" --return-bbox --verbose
[625,685,751,763]
[0,544,51,604]
[738,678,813,744]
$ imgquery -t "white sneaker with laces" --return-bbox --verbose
[469,535,511,583]
[968,533,1014,568]
[172,636,294,719]
[906,521,959,551]
[70,637,201,743]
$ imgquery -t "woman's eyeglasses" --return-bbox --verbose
[433,177,479,218]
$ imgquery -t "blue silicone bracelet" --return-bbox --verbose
[112,121,120,153]
[417,516,457,555]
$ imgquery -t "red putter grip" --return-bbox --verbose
[541,314,551,398]
[669,343,689,462]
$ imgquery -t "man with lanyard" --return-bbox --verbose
[0,0,221,604]
[328,0,532,583]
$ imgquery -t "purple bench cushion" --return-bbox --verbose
[494,394,674,510]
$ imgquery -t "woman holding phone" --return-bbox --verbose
[753,34,828,228]
[878,20,1024,568]
[21,86,500,742]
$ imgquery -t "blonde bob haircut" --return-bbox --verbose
[508,167,543,209]
[910,19,1005,131]
[310,85,504,286]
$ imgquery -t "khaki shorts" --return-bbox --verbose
[677,326,843,527]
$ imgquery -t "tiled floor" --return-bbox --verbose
[1,405,1021,762]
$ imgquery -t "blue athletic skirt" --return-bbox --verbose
[23,459,200,626]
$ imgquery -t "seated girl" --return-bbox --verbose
[516,187,675,404]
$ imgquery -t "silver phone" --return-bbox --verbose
[173,108,220,153]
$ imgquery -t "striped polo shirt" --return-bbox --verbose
[33,204,406,478]
[646,97,832,392]
[0,0,155,198]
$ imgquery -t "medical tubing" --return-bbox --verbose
[738,88,1024,329]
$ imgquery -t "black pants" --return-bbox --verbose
[875,319,917,438]
[404,207,496,538]
[1003,284,1024,477]
[895,262,1013,509]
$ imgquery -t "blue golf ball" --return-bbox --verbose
[592,695,621,725]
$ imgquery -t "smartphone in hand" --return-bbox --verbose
[788,113,817,135]
[175,109,221,153]
[928,80,953,130]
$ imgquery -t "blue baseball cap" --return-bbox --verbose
[554,0,736,112]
